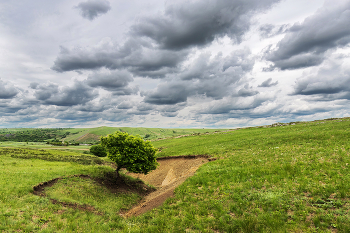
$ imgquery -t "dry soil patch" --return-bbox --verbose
[122,155,212,217]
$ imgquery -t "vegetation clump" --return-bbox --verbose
[89,144,107,157]
[0,128,68,142]
[101,131,158,179]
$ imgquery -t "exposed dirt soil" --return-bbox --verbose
[122,155,213,217]
[75,133,100,142]
[32,155,214,217]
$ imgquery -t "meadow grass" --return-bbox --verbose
[0,126,224,144]
[0,155,144,232]
[44,176,142,215]
[0,141,91,153]
[63,126,225,143]
[0,148,106,165]
[1,118,350,232]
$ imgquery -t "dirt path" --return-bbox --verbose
[122,155,213,217]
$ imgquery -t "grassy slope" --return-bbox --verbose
[147,118,350,232]
[0,127,225,144]
[63,126,224,143]
[1,118,350,232]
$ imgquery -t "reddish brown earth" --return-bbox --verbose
[122,155,213,217]
[75,133,100,142]
[33,155,214,217]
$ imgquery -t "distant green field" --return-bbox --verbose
[0,126,226,144]
[62,126,225,143]
[0,118,350,232]
[0,141,91,154]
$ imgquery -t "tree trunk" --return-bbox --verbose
[116,166,121,180]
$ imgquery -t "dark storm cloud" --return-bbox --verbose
[144,82,190,105]
[125,103,154,116]
[77,102,109,112]
[101,110,131,122]
[75,0,111,20]
[34,81,98,106]
[287,106,338,116]
[52,0,277,76]
[291,58,350,106]
[111,86,139,96]
[29,82,39,89]
[33,83,59,101]
[55,110,101,121]
[117,101,133,109]
[132,0,280,50]
[137,104,153,112]
[0,97,32,115]
[265,1,350,70]
[143,48,255,105]
[0,106,23,114]
[51,45,118,72]
[237,84,259,97]
[52,42,188,78]
[158,104,186,117]
[258,78,278,87]
[264,53,325,71]
[293,59,350,96]
[86,70,136,94]
[0,79,19,99]
[294,81,344,96]
[197,96,268,115]
[160,112,178,117]
[179,52,219,80]
[122,47,188,78]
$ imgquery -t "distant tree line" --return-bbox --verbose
[0,128,70,142]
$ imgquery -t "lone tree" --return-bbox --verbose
[101,131,158,180]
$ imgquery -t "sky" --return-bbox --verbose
[1,0,350,128]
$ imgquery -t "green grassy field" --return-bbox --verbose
[0,118,350,232]
[0,141,91,154]
[62,126,225,143]
[0,126,226,144]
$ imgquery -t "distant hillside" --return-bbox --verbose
[62,127,225,143]
[0,127,226,144]
[0,128,69,142]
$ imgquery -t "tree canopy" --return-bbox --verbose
[90,144,107,157]
[101,131,158,179]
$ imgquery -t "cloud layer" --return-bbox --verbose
[1,0,350,128]
[75,0,111,20]
[265,1,350,70]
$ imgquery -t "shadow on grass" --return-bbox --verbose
[32,172,156,214]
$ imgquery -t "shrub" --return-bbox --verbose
[101,131,158,179]
[89,144,107,157]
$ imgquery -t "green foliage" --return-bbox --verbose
[0,128,68,142]
[47,140,64,146]
[101,131,158,176]
[89,144,107,157]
